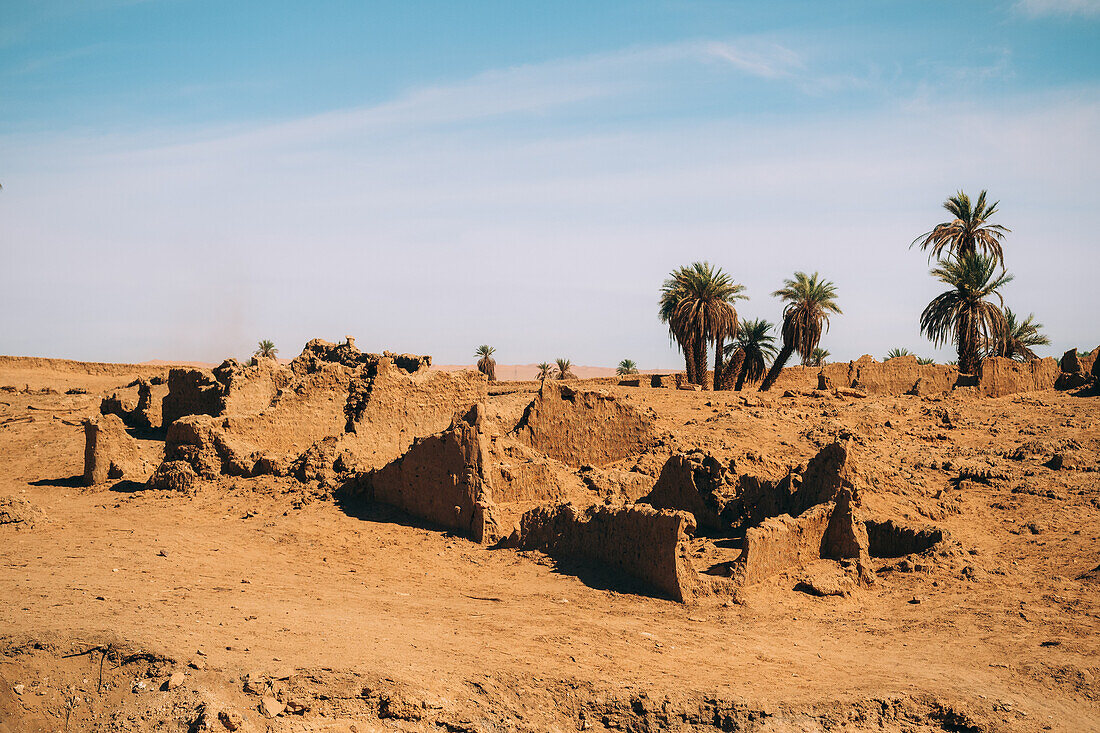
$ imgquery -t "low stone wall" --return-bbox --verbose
[514,503,701,603]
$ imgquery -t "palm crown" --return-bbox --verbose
[760,272,840,390]
[990,308,1049,362]
[475,344,496,381]
[724,318,777,390]
[920,252,1013,375]
[554,358,576,380]
[254,340,278,359]
[912,190,1009,269]
[616,359,638,375]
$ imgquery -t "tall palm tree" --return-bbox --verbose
[760,272,841,391]
[475,345,496,381]
[555,358,576,380]
[920,253,1013,375]
[885,347,911,360]
[912,190,1009,269]
[658,262,746,390]
[724,318,778,391]
[990,308,1049,362]
[535,362,553,381]
[616,359,639,375]
[254,340,278,359]
[810,347,829,367]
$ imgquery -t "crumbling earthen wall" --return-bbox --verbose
[640,452,728,532]
[731,490,869,587]
[978,356,1059,398]
[357,418,491,540]
[162,368,222,426]
[511,382,656,468]
[83,414,150,485]
[340,360,488,471]
[864,519,945,558]
[514,503,701,602]
[102,380,168,431]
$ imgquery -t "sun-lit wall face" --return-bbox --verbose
[1,1,1097,366]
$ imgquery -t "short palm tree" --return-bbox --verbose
[254,340,278,359]
[920,253,1013,375]
[760,272,841,391]
[810,347,829,367]
[535,362,553,381]
[990,308,1049,362]
[917,357,935,365]
[555,358,576,380]
[659,262,746,390]
[617,359,639,376]
[723,318,777,391]
[912,190,1009,269]
[885,347,911,360]
[475,345,496,381]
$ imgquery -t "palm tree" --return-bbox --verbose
[917,357,935,365]
[475,345,496,381]
[658,262,746,390]
[760,272,841,391]
[885,347,911,360]
[617,359,639,376]
[535,362,553,381]
[990,308,1049,361]
[724,319,778,391]
[254,340,278,359]
[920,253,1013,375]
[555,358,576,380]
[810,347,829,367]
[912,190,1009,269]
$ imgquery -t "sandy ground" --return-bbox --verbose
[0,360,1098,732]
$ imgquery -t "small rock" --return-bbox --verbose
[189,657,207,670]
[259,695,285,718]
[284,699,310,715]
[164,672,185,690]
[131,680,148,694]
[218,709,244,731]
[13,684,24,695]
[1046,453,1064,470]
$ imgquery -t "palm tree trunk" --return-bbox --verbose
[722,349,744,391]
[713,337,724,390]
[682,337,696,385]
[760,343,794,392]
[734,358,751,391]
[694,340,709,390]
[959,308,980,375]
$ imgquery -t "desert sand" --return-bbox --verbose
[0,345,1098,732]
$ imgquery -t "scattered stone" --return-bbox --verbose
[164,672,185,690]
[13,683,24,695]
[259,695,285,718]
[218,709,244,731]
[1045,454,1065,471]
[0,496,47,529]
[284,699,310,715]
[148,460,198,493]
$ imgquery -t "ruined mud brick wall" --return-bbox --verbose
[102,380,168,430]
[640,452,728,532]
[83,414,150,485]
[978,356,1059,398]
[340,360,488,471]
[356,417,493,540]
[850,355,956,396]
[515,503,701,602]
[162,369,223,426]
[731,492,868,587]
[864,519,945,558]
[511,382,657,468]
[0,355,170,379]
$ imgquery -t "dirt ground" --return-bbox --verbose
[1,360,1098,732]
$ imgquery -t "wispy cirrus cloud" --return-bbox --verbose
[1015,0,1100,17]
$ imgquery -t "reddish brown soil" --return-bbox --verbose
[1,360,1098,732]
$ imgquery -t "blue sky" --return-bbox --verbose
[1,0,1098,366]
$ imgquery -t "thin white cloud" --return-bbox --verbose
[702,41,803,79]
[1015,0,1100,17]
